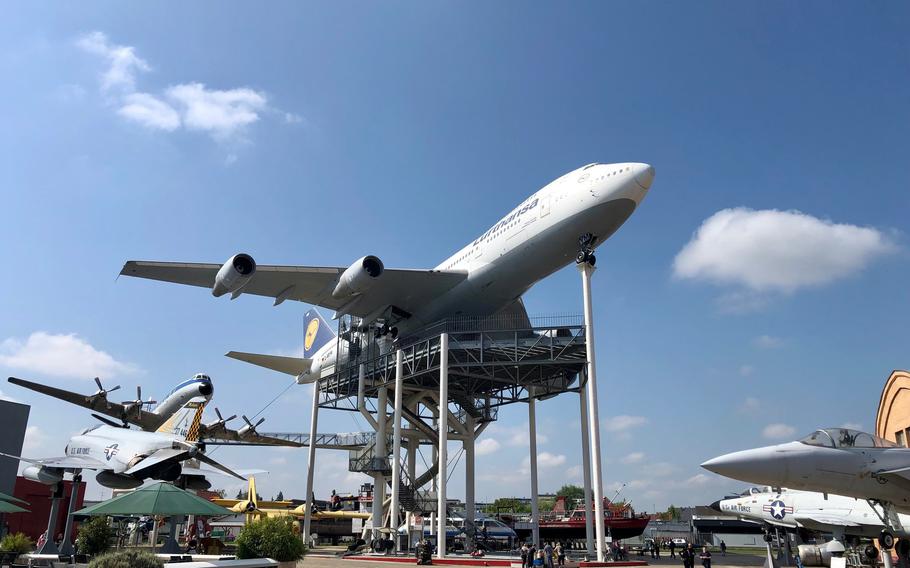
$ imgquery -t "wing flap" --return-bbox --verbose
[793,512,862,528]
[225,351,312,376]
[0,451,106,470]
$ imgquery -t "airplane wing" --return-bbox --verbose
[123,448,190,476]
[792,512,862,528]
[7,377,165,431]
[0,451,107,470]
[225,351,312,377]
[120,261,468,320]
[198,424,305,448]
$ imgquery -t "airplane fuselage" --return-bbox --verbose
[65,425,183,487]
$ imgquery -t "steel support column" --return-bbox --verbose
[391,350,404,551]
[59,471,82,556]
[580,262,605,561]
[436,333,449,559]
[529,395,540,548]
[579,390,594,556]
[464,415,476,553]
[303,379,321,543]
[375,385,388,541]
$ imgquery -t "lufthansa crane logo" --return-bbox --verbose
[763,500,792,520]
[104,443,119,461]
[305,318,319,351]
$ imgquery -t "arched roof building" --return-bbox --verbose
[875,370,910,446]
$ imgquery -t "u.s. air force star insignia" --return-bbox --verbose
[305,318,319,351]
[763,499,792,520]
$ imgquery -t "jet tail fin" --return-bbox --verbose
[157,401,206,439]
[225,351,312,377]
[303,308,335,358]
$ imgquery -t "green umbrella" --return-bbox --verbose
[75,482,232,517]
[0,490,28,506]
[0,500,28,513]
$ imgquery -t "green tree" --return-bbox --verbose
[556,484,586,507]
[276,490,285,501]
[236,489,243,499]
[76,517,114,556]
[483,498,530,514]
[236,517,305,562]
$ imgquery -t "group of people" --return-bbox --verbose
[679,543,715,568]
[519,542,567,568]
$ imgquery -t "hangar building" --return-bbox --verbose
[875,370,910,446]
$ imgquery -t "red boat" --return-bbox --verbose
[504,496,650,543]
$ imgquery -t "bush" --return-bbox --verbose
[77,516,114,556]
[0,532,32,554]
[88,549,163,568]
[235,517,305,562]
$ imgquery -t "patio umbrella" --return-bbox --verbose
[0,500,28,513]
[74,482,232,517]
[0,490,28,506]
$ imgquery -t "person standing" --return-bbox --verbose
[682,543,695,568]
[544,542,554,568]
[700,546,712,568]
[556,543,565,567]
[528,544,537,568]
[521,544,529,568]
[720,541,726,557]
[654,539,661,559]
[670,539,677,558]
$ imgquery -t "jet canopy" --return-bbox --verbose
[800,428,899,449]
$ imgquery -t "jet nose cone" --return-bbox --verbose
[709,500,722,513]
[701,446,789,486]
[635,164,655,190]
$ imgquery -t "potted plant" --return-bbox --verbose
[0,532,33,565]
[76,516,114,557]
[88,549,163,568]
[235,517,305,568]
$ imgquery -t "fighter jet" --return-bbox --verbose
[119,162,655,344]
[1,375,302,490]
[702,427,910,548]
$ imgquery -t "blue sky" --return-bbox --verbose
[0,2,908,510]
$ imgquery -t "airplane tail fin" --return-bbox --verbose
[225,351,312,377]
[157,401,206,439]
[303,308,335,358]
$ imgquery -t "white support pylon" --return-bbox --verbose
[529,395,540,547]
[464,415,476,553]
[436,333,449,559]
[579,389,594,557]
[302,379,320,544]
[391,350,404,552]
[579,261,606,562]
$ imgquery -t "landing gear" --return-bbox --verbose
[575,233,597,266]
[881,530,896,550]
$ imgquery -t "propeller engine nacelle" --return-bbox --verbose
[331,256,384,299]
[212,253,257,298]
[22,465,63,485]
[95,471,144,489]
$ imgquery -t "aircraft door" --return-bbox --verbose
[539,196,551,217]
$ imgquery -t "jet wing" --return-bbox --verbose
[123,448,190,476]
[120,261,468,320]
[225,351,312,377]
[7,377,165,431]
[792,512,862,529]
[0,451,106,470]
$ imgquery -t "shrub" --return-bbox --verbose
[235,517,305,562]
[76,516,114,556]
[0,532,32,554]
[88,549,163,568]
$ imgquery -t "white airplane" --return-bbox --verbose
[120,162,655,366]
[702,428,910,548]
[1,375,301,490]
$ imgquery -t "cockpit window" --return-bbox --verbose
[800,428,898,449]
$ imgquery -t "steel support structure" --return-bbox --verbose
[579,390,595,556]
[528,395,540,547]
[375,385,388,541]
[464,415,476,553]
[580,262,605,561]
[59,472,81,556]
[436,333,449,559]
[391,350,404,551]
[303,379,321,542]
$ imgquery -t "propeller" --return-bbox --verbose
[121,386,157,420]
[86,377,121,409]
[238,415,265,438]
[204,407,237,431]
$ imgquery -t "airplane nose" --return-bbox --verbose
[701,446,788,486]
[635,164,655,190]
[709,500,722,513]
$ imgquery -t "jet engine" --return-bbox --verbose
[95,471,143,489]
[212,253,256,297]
[182,475,212,491]
[331,256,384,299]
[22,465,63,485]
[797,540,847,567]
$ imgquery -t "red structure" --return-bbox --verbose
[4,477,85,543]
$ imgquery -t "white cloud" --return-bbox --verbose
[763,423,796,440]
[621,452,645,465]
[674,208,896,294]
[118,93,181,131]
[739,397,761,414]
[0,389,21,403]
[486,423,549,447]
[269,456,288,466]
[603,415,648,432]
[284,112,303,124]
[519,452,566,473]
[565,465,582,480]
[841,422,863,430]
[76,31,150,92]
[739,365,754,377]
[166,83,268,141]
[476,438,501,456]
[23,426,47,451]
[0,332,140,379]
[753,335,784,349]
[646,462,677,477]
[684,473,711,486]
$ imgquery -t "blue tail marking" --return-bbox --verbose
[303,308,335,358]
